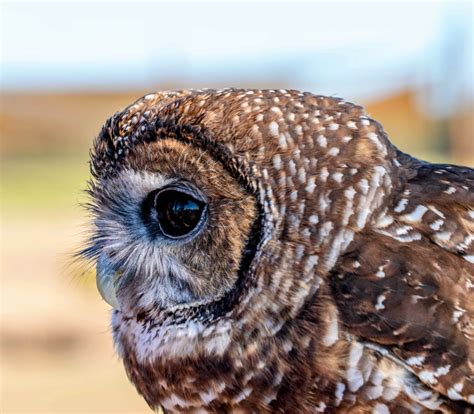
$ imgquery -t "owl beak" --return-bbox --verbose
[96,254,122,311]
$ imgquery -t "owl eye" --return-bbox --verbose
[153,188,207,238]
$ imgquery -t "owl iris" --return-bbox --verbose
[152,187,206,238]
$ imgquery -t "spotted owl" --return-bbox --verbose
[82,89,474,413]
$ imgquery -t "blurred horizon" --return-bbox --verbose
[2,2,473,110]
[1,1,473,413]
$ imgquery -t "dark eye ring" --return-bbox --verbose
[145,186,207,239]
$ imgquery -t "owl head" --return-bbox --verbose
[83,88,396,328]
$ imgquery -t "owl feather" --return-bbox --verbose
[84,89,473,413]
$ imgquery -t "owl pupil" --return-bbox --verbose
[154,190,205,238]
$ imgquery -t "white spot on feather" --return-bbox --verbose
[401,205,428,223]
[345,186,356,200]
[463,255,474,263]
[453,382,464,392]
[272,154,282,170]
[375,213,394,228]
[306,177,316,193]
[358,178,370,195]
[322,306,339,347]
[328,147,340,156]
[269,121,279,137]
[419,370,437,384]
[434,231,452,242]
[161,393,192,410]
[394,198,408,213]
[452,309,464,322]
[346,121,357,129]
[434,365,451,377]
[347,367,364,392]
[319,167,329,182]
[334,382,345,406]
[375,266,386,278]
[348,341,364,367]
[316,135,327,148]
[298,167,306,183]
[233,386,252,403]
[332,172,343,183]
[406,355,426,366]
[383,375,403,401]
[366,384,384,400]
[372,403,389,414]
[375,294,386,310]
[315,401,326,412]
[278,133,288,150]
[309,215,319,225]
[303,255,318,273]
[447,387,463,400]
[430,219,444,231]
[200,388,218,404]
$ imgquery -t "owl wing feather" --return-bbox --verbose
[330,161,474,405]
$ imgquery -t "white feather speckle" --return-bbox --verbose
[406,355,426,366]
[305,177,316,193]
[322,306,339,347]
[375,266,386,278]
[346,121,357,129]
[463,255,474,263]
[372,403,390,414]
[316,135,327,148]
[430,219,444,231]
[401,205,428,223]
[332,172,343,183]
[419,370,437,384]
[269,121,279,137]
[375,294,386,310]
[394,198,408,213]
[328,147,340,156]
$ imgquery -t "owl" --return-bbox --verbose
[82,89,474,413]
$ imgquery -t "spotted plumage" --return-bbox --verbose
[83,89,474,413]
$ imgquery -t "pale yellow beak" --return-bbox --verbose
[96,254,121,310]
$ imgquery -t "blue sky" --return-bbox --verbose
[1,1,472,111]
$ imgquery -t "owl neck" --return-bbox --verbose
[112,283,349,412]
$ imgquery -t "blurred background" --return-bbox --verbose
[1,1,473,412]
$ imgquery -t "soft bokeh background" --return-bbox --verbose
[1,1,473,412]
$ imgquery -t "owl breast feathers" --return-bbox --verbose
[84,89,474,413]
